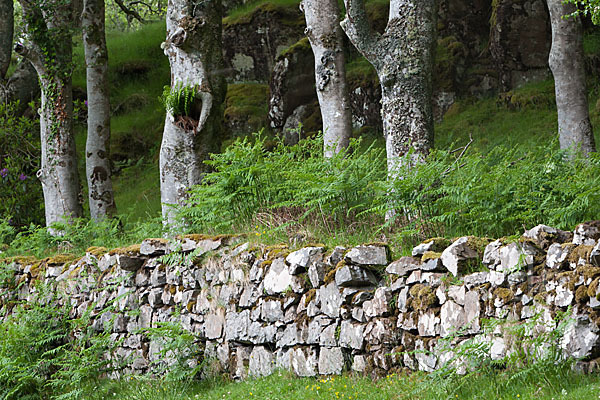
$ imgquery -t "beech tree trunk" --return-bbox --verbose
[160,0,226,225]
[16,0,82,227]
[83,0,117,220]
[547,0,596,156]
[0,0,12,79]
[301,0,351,158]
[341,0,436,175]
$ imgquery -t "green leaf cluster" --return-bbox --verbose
[159,84,197,117]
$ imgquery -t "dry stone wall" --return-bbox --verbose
[2,223,600,378]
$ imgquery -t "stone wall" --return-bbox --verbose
[2,223,600,378]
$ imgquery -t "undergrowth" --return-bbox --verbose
[179,132,600,247]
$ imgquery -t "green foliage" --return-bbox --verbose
[160,84,198,117]
[140,320,204,382]
[383,144,600,239]
[0,101,44,229]
[180,132,600,245]
[0,281,122,400]
[179,133,386,243]
[566,1,600,25]
[1,216,162,258]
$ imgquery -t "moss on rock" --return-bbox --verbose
[224,83,269,136]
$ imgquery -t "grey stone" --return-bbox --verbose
[148,288,163,308]
[447,285,465,306]
[117,254,144,272]
[352,290,373,306]
[483,239,502,267]
[508,271,527,285]
[397,287,409,313]
[225,310,250,342]
[318,347,344,375]
[345,245,388,266]
[497,242,538,273]
[248,321,277,344]
[150,267,166,287]
[290,347,318,377]
[440,300,466,337]
[363,287,392,318]
[412,241,437,257]
[554,285,574,307]
[339,320,365,350]
[418,310,440,337]
[232,346,251,380]
[205,310,226,340]
[249,346,274,377]
[591,241,600,267]
[248,262,264,282]
[239,285,260,308]
[436,286,447,305]
[352,355,367,372]
[335,265,378,287]
[386,256,421,276]
[415,348,437,372]
[546,243,569,269]
[523,224,571,249]
[263,258,295,295]
[464,291,481,333]
[306,316,332,344]
[320,323,338,347]
[308,262,325,288]
[573,221,600,246]
[489,271,505,287]
[464,272,489,289]
[490,337,506,361]
[365,318,396,345]
[98,253,117,272]
[140,239,169,256]
[320,282,343,318]
[441,237,480,276]
[352,307,367,322]
[406,270,423,284]
[261,300,284,323]
[277,323,301,347]
[286,246,323,274]
[326,246,346,267]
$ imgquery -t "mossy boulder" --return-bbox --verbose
[223,2,305,82]
[224,83,269,136]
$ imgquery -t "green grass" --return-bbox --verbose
[224,0,302,23]
[75,368,600,400]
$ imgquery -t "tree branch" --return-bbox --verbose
[14,42,45,73]
[113,0,145,23]
[340,0,380,64]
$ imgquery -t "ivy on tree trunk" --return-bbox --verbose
[16,0,82,228]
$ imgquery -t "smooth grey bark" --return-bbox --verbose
[16,0,82,227]
[341,0,436,175]
[160,0,226,225]
[547,0,596,156]
[0,0,12,79]
[301,0,351,158]
[83,0,117,220]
